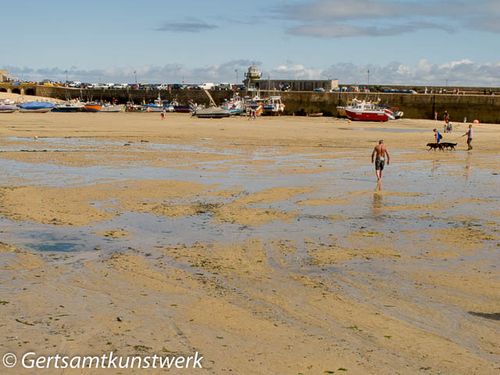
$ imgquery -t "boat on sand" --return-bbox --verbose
[52,101,85,112]
[0,104,17,113]
[345,100,389,122]
[83,103,102,112]
[194,106,230,119]
[18,101,55,113]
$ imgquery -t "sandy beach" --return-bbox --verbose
[0,112,498,374]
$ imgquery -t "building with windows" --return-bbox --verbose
[243,65,338,92]
[253,78,339,92]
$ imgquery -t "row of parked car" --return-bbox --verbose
[37,80,247,91]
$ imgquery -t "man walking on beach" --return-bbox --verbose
[371,140,390,191]
[462,124,473,150]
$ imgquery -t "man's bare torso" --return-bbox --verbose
[374,144,387,158]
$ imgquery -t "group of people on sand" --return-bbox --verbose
[372,112,475,190]
[438,110,474,149]
[433,111,474,150]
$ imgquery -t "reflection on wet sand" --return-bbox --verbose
[465,151,473,181]
[372,191,384,218]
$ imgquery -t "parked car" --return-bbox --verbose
[198,82,215,90]
[313,87,325,92]
[279,83,291,91]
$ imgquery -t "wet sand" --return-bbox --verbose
[0,112,499,374]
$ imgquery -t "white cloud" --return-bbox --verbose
[322,59,500,86]
[270,64,323,79]
[4,59,500,87]
[279,0,500,38]
[155,18,218,33]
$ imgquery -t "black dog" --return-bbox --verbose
[440,142,457,150]
[427,142,444,151]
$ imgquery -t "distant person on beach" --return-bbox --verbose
[371,140,390,191]
[433,128,443,143]
[443,110,449,123]
[462,124,473,150]
[443,120,452,133]
[434,111,438,121]
[161,109,166,120]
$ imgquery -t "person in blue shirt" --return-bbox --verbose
[433,128,443,143]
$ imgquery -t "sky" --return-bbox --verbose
[1,0,500,86]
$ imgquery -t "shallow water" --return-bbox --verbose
[0,137,497,256]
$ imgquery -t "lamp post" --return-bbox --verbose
[65,70,68,85]
[235,69,238,85]
[134,70,137,85]
[367,69,370,88]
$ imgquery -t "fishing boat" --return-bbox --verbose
[144,103,163,112]
[83,102,102,112]
[52,101,85,112]
[0,104,17,113]
[194,106,230,119]
[221,95,245,116]
[262,96,285,115]
[162,101,175,112]
[345,101,389,122]
[125,102,144,112]
[100,104,125,112]
[18,101,55,113]
[144,95,164,112]
[173,102,193,113]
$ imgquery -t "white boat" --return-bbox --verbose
[263,96,285,115]
[221,95,245,115]
[52,101,85,112]
[0,104,17,113]
[100,104,125,112]
[194,106,230,119]
[144,95,164,112]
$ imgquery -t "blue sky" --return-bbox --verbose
[1,0,499,85]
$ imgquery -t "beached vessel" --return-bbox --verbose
[52,101,85,112]
[262,96,285,115]
[18,101,55,113]
[83,103,103,112]
[221,96,245,116]
[345,101,389,122]
[194,106,230,119]
[0,104,17,113]
[100,104,125,112]
[173,103,193,113]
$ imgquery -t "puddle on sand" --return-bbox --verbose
[339,127,425,133]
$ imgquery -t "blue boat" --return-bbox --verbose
[18,101,55,113]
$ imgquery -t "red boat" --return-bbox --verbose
[345,101,389,122]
